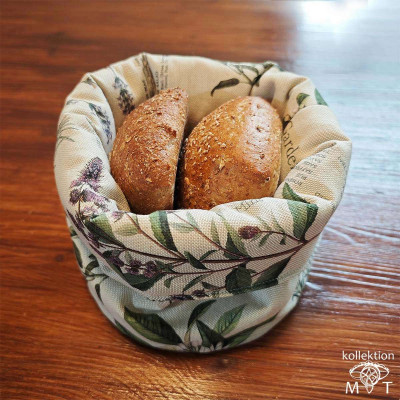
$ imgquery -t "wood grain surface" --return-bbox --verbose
[1,1,399,399]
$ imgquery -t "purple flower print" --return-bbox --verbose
[192,289,207,298]
[68,157,110,218]
[82,190,108,211]
[126,259,142,275]
[70,188,81,204]
[143,261,158,278]
[81,205,100,219]
[238,226,261,239]
[170,294,193,301]
[70,157,103,191]
[104,250,124,269]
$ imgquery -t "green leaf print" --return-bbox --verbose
[155,261,176,274]
[255,216,271,230]
[187,299,216,329]
[114,213,139,236]
[223,313,278,348]
[201,282,220,290]
[72,242,83,269]
[88,214,123,246]
[85,260,99,273]
[225,232,246,259]
[114,320,149,347]
[214,304,245,335]
[163,276,176,288]
[183,274,207,292]
[258,233,272,247]
[196,320,224,347]
[124,307,182,345]
[219,61,276,95]
[288,203,309,240]
[114,223,139,236]
[149,211,178,252]
[95,283,102,302]
[124,272,165,291]
[210,219,220,245]
[225,265,252,294]
[199,249,218,261]
[315,88,328,106]
[296,93,309,106]
[83,260,99,278]
[252,257,291,291]
[304,204,318,235]
[283,183,318,240]
[222,218,249,256]
[184,251,208,270]
[211,78,240,96]
[92,215,114,236]
[283,182,308,202]
[185,211,200,229]
[170,222,195,233]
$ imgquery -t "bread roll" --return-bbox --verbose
[110,88,188,214]
[179,96,282,210]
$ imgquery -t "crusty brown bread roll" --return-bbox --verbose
[110,87,188,214]
[179,96,282,210]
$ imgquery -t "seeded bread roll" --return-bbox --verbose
[179,96,282,210]
[110,88,188,214]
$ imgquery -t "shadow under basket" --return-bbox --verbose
[54,53,351,353]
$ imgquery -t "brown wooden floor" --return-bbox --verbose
[1,1,399,399]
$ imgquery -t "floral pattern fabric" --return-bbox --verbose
[54,53,351,352]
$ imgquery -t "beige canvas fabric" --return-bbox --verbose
[54,53,351,352]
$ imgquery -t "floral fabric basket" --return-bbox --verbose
[54,53,351,352]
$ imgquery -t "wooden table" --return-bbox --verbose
[1,1,399,399]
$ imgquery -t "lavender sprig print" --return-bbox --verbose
[56,115,79,149]
[110,67,135,115]
[88,103,113,144]
[141,53,157,98]
[69,157,110,219]
[64,99,113,144]
[82,76,97,88]
[70,157,104,191]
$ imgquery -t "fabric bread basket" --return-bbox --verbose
[54,53,351,353]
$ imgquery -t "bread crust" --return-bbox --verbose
[110,88,188,214]
[179,96,282,210]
